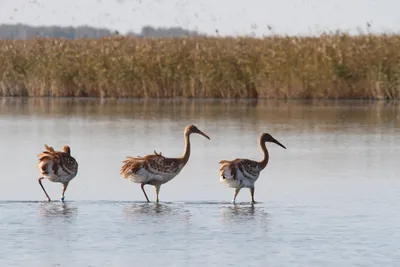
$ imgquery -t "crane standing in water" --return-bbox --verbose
[120,125,210,203]
[37,145,79,202]
[219,133,286,204]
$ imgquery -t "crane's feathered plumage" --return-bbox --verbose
[37,144,78,183]
[219,158,261,188]
[121,151,182,184]
[120,125,210,203]
[219,133,286,204]
[37,144,78,202]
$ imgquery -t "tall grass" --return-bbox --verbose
[1,33,400,99]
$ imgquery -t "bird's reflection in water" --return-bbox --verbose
[123,203,170,216]
[123,203,192,224]
[38,202,78,222]
[220,204,268,224]
[229,204,256,216]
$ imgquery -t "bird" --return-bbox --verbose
[120,125,210,203]
[36,144,78,202]
[219,133,286,204]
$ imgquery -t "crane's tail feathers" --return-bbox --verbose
[124,156,140,161]
[153,150,163,156]
[120,157,143,177]
[44,144,55,153]
[36,147,57,174]
[37,144,57,161]
[219,161,236,180]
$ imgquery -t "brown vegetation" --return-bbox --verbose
[1,33,400,99]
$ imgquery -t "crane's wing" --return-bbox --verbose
[219,158,260,181]
[121,151,180,178]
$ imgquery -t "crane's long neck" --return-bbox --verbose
[179,132,191,165]
[258,140,269,169]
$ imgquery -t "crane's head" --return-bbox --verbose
[63,145,71,155]
[185,125,211,140]
[261,133,286,149]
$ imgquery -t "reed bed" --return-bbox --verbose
[1,33,400,99]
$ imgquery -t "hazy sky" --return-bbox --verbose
[0,0,399,36]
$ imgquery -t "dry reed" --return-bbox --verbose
[1,33,400,99]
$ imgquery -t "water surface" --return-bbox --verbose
[0,98,399,266]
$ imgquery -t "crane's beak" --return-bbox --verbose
[272,139,286,149]
[197,129,210,140]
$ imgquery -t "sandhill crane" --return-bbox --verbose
[37,145,78,202]
[121,125,210,203]
[219,133,286,204]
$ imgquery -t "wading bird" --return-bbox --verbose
[37,145,78,202]
[120,125,210,203]
[219,133,286,204]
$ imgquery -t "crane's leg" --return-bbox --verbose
[140,183,150,203]
[250,187,256,204]
[38,177,51,202]
[61,182,69,202]
[155,184,161,203]
[232,188,241,204]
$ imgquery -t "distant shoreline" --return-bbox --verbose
[0,23,202,39]
[1,34,399,100]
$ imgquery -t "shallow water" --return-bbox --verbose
[0,98,399,266]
